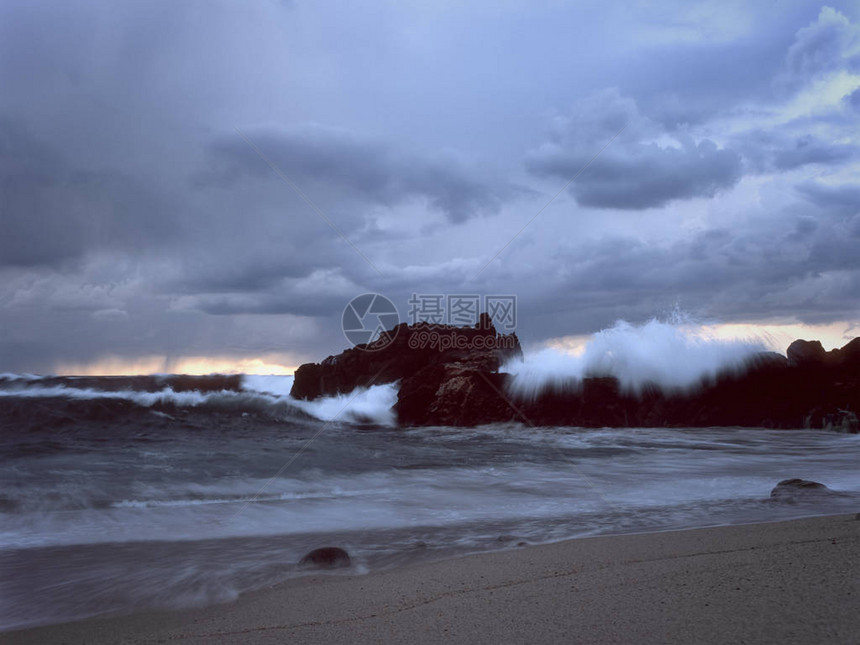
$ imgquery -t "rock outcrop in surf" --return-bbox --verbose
[290,313,523,428]
[290,323,860,430]
[769,478,844,502]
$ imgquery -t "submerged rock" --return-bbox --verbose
[770,479,836,502]
[298,547,351,570]
[497,535,529,547]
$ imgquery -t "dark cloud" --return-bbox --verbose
[0,264,328,372]
[525,91,742,210]
[774,136,856,170]
[182,293,345,318]
[0,117,187,268]
[508,211,860,343]
[735,130,857,173]
[772,137,855,171]
[1,1,859,372]
[569,139,740,209]
[0,120,105,266]
[796,182,860,217]
[0,120,88,266]
[169,256,318,294]
[200,125,522,224]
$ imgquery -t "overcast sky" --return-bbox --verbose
[1,1,859,374]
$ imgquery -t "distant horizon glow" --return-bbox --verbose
[50,354,299,377]
[542,320,858,357]
[41,319,858,376]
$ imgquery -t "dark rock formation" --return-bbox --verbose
[290,314,522,407]
[397,363,514,426]
[834,337,860,364]
[291,322,859,429]
[515,339,860,431]
[787,339,827,366]
[298,547,351,570]
[788,337,860,368]
[770,479,839,502]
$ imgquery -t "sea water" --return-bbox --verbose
[2,325,858,630]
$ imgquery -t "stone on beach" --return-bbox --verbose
[299,547,351,570]
[770,478,838,502]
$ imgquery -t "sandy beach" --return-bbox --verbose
[4,513,858,644]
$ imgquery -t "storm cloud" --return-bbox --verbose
[528,134,743,210]
[525,89,743,209]
[200,124,521,224]
[1,1,859,373]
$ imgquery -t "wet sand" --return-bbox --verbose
[4,514,858,644]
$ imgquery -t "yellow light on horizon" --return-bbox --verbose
[699,321,858,353]
[544,320,858,356]
[52,354,299,376]
[48,320,858,374]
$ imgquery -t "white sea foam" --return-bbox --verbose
[503,317,766,400]
[290,384,399,426]
[241,373,398,426]
[241,374,296,398]
[1,315,768,423]
[0,374,399,426]
[0,385,216,406]
[0,372,45,381]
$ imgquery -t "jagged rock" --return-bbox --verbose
[291,315,522,426]
[787,339,827,366]
[292,328,858,429]
[518,337,859,431]
[396,363,515,426]
[831,337,860,366]
[298,547,351,570]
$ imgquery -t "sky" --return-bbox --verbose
[1,0,859,374]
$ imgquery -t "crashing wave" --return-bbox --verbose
[0,374,398,427]
[503,317,765,400]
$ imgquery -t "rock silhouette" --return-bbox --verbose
[298,547,351,570]
[290,314,522,416]
[291,323,859,430]
[770,479,846,502]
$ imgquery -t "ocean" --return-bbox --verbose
[2,372,859,631]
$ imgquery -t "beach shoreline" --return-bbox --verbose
[4,513,858,644]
